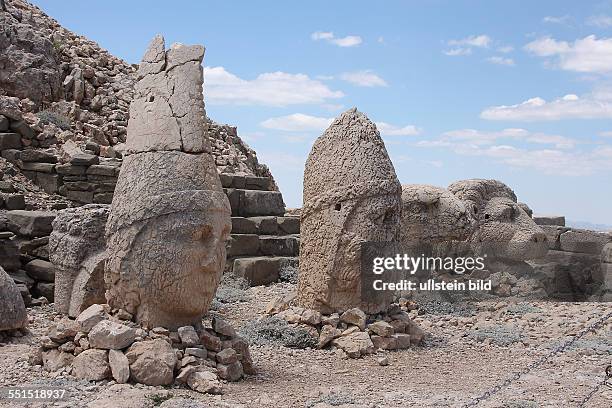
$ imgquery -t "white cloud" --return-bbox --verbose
[416,129,611,176]
[524,35,612,73]
[481,89,612,121]
[497,45,514,53]
[311,31,362,47]
[587,15,612,28]
[600,131,612,137]
[444,47,472,56]
[261,114,333,132]
[543,15,570,24]
[448,34,491,48]
[260,113,421,137]
[487,56,515,66]
[339,70,388,87]
[444,34,491,56]
[204,66,344,106]
[436,128,575,149]
[376,122,421,136]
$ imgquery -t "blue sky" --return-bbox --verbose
[33,0,612,226]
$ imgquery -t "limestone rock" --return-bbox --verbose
[88,320,137,350]
[125,338,177,386]
[126,37,208,155]
[76,304,110,333]
[216,348,238,365]
[0,266,27,331]
[50,205,109,317]
[6,210,56,238]
[72,349,110,381]
[318,325,341,348]
[217,361,243,381]
[47,318,78,343]
[603,243,612,264]
[331,331,375,358]
[186,370,223,394]
[178,326,200,347]
[298,108,401,314]
[108,349,130,384]
[42,349,74,372]
[105,37,231,330]
[340,308,367,331]
[212,317,236,338]
[368,321,395,337]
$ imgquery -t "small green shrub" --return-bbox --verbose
[36,110,71,130]
[240,316,317,349]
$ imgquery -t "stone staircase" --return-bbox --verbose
[221,173,299,286]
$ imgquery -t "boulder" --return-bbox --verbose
[105,36,231,329]
[368,321,395,337]
[558,229,611,255]
[125,338,177,386]
[88,320,137,350]
[72,349,110,381]
[0,266,27,331]
[76,303,109,333]
[108,349,130,384]
[0,239,20,272]
[177,326,199,347]
[24,259,55,282]
[50,205,109,317]
[298,108,401,314]
[340,308,367,331]
[186,370,223,394]
[216,361,243,381]
[47,318,78,343]
[6,210,56,237]
[533,215,566,227]
[331,331,375,358]
[42,349,73,372]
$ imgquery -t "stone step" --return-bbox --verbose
[224,189,285,217]
[230,256,298,286]
[231,216,300,235]
[227,234,299,257]
[219,174,272,191]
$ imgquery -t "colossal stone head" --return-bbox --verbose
[50,204,109,318]
[298,108,401,314]
[104,35,231,329]
[448,179,548,261]
[400,184,473,245]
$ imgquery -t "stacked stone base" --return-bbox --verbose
[36,304,254,394]
[268,298,425,359]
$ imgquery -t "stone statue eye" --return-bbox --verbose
[148,95,155,102]
[484,214,490,220]
[334,203,341,211]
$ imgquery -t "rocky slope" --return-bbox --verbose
[0,0,276,211]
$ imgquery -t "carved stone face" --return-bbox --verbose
[116,206,230,329]
[327,194,401,311]
[471,197,548,261]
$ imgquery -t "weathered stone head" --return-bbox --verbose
[104,35,231,329]
[448,179,548,261]
[298,108,402,314]
[400,184,473,245]
[50,204,109,318]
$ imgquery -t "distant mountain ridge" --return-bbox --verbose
[566,220,612,232]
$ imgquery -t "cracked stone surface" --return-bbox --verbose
[297,108,402,315]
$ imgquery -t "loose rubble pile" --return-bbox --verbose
[267,297,425,359]
[36,304,254,394]
[1,209,58,305]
